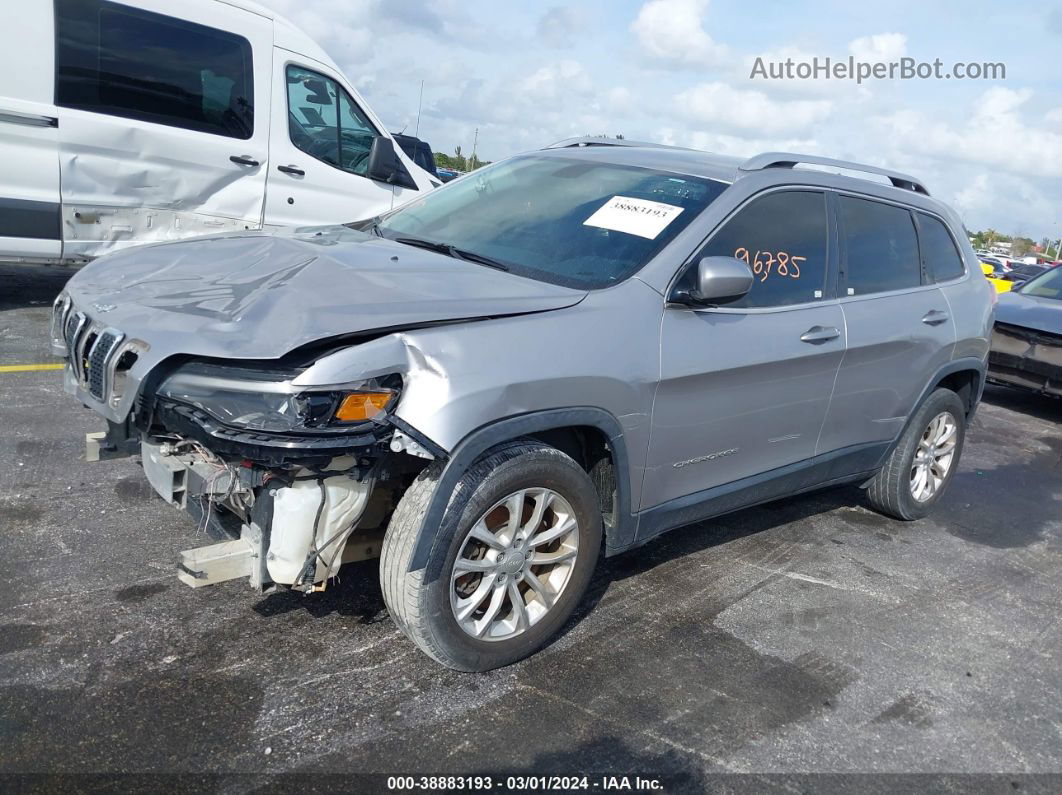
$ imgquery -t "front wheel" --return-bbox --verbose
[380,440,602,671]
[866,388,967,520]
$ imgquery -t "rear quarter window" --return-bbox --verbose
[917,213,965,282]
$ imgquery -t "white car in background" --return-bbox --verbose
[0,0,437,265]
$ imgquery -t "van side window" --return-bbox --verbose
[692,191,829,308]
[917,213,966,282]
[839,196,921,295]
[287,66,379,177]
[55,0,253,139]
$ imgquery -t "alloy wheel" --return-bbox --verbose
[910,411,958,502]
[450,487,580,641]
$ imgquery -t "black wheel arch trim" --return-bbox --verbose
[406,407,634,579]
[881,356,986,465]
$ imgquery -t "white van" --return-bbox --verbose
[0,0,437,265]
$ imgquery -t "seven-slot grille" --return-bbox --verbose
[56,302,126,401]
[87,330,121,399]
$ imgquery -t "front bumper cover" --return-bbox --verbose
[988,322,1062,396]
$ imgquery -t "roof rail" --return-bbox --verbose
[544,136,681,151]
[739,152,930,196]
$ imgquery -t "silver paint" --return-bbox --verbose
[59,143,992,525]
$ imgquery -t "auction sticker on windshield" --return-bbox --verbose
[583,195,684,239]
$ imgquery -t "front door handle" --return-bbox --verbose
[277,164,305,176]
[800,326,841,344]
[922,309,949,326]
[229,154,260,167]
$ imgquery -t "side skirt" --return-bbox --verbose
[620,442,889,552]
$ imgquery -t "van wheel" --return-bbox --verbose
[380,440,602,671]
[866,388,966,521]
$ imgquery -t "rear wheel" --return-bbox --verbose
[866,388,966,520]
[380,440,602,671]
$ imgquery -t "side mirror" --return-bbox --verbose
[303,79,333,105]
[366,136,399,183]
[674,256,754,306]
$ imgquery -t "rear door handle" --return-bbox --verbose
[277,164,305,176]
[229,155,260,167]
[800,326,840,344]
[922,310,949,326]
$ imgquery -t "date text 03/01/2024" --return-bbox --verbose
[386,774,664,791]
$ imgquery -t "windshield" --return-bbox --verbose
[374,155,728,288]
[1018,266,1062,300]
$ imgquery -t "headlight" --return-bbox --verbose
[50,293,72,354]
[156,361,399,434]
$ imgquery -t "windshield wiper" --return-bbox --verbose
[345,217,383,236]
[450,247,511,272]
[392,237,510,271]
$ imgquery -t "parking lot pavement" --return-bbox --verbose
[1,264,1060,786]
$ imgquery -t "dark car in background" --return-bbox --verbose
[1002,263,1051,285]
[393,133,442,183]
[989,266,1062,397]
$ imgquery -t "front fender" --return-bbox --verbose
[407,407,635,580]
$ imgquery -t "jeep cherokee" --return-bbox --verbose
[54,138,994,670]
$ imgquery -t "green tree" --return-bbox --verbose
[432,146,492,173]
[1012,237,1035,257]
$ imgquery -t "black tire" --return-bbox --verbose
[380,440,602,671]
[866,388,967,520]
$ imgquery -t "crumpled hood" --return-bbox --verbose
[65,225,586,360]
[995,290,1062,336]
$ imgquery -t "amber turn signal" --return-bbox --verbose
[334,391,392,422]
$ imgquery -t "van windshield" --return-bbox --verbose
[373,155,728,289]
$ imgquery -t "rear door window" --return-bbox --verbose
[55,0,254,139]
[839,196,922,295]
[695,190,830,308]
[917,213,966,283]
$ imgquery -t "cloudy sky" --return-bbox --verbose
[260,0,1062,242]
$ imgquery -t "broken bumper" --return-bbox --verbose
[988,323,1062,396]
[137,437,376,591]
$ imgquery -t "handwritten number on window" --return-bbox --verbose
[734,247,804,282]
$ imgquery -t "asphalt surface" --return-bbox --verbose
[1,263,1061,791]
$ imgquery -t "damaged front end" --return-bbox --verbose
[988,322,1062,397]
[74,343,438,593]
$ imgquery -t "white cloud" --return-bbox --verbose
[631,0,728,67]
[675,82,833,134]
[875,87,1062,178]
[848,32,908,61]
[537,6,586,49]
[1045,107,1062,128]
[264,0,375,63]
[952,172,1057,237]
[657,126,820,158]
[519,61,594,103]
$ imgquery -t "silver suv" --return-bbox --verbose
[55,139,994,670]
